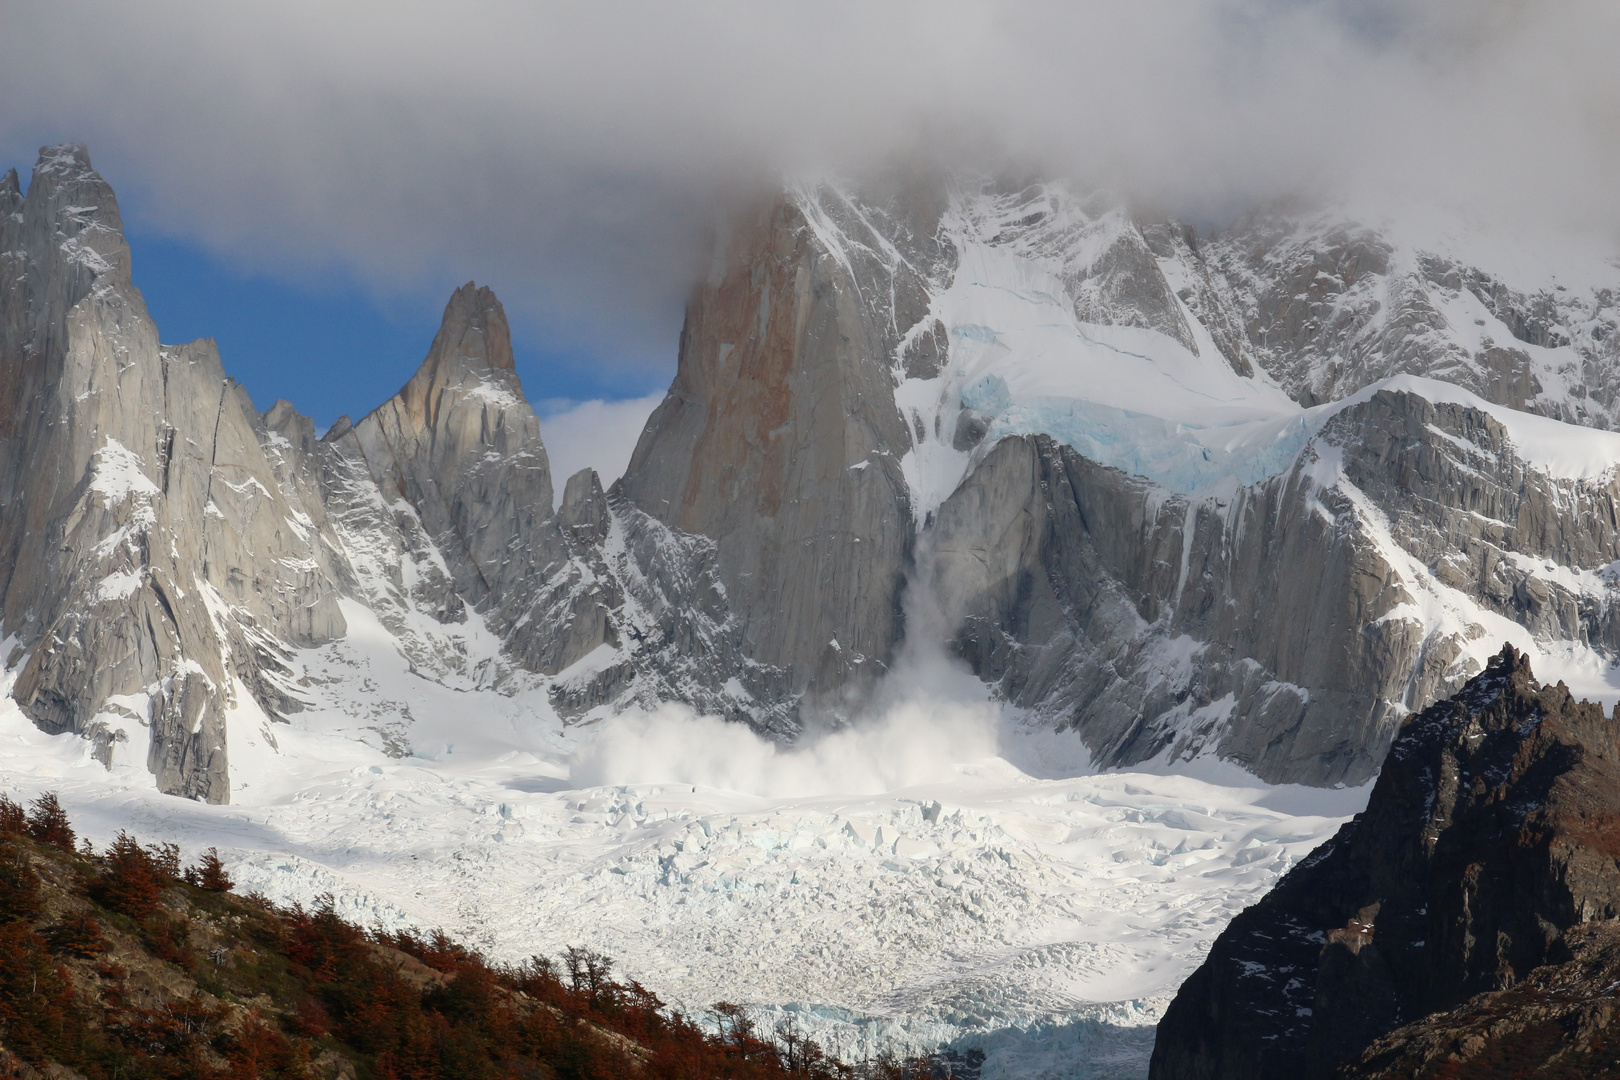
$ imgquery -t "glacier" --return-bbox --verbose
[0,613,1366,1078]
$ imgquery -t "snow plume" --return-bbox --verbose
[567,698,999,798]
[571,537,1007,798]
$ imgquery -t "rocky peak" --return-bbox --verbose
[559,467,609,545]
[20,144,131,288]
[262,398,319,457]
[392,281,517,429]
[338,281,552,603]
[0,143,360,805]
[1149,643,1620,1079]
[619,188,920,709]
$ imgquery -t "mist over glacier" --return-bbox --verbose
[569,699,1001,798]
[572,547,1019,797]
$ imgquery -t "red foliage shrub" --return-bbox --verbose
[185,847,234,891]
[0,794,26,836]
[0,922,86,1066]
[25,792,75,851]
[47,911,109,958]
[290,994,331,1037]
[0,843,42,922]
[94,831,166,920]
[0,801,870,1080]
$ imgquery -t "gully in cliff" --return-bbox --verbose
[1150,644,1620,1079]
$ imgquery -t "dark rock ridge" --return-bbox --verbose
[1336,918,1620,1078]
[1148,645,1620,1079]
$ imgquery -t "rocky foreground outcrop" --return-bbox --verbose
[1340,919,1620,1078]
[1148,645,1620,1078]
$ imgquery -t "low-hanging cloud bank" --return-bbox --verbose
[2,1,1616,373]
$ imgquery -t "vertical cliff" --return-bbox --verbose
[339,283,554,607]
[619,181,943,710]
[0,146,350,802]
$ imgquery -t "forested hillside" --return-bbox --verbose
[0,794,951,1080]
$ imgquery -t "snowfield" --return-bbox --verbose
[0,617,1367,1080]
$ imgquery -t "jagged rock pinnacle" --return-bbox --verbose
[393,282,517,431]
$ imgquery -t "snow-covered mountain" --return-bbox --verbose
[0,146,789,806]
[627,171,1620,786]
[5,144,1620,1076]
[6,144,1620,795]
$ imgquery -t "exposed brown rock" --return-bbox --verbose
[1150,645,1620,1079]
[620,183,933,709]
[1339,919,1620,1079]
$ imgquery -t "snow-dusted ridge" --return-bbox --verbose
[895,181,1620,516]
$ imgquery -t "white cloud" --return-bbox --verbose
[538,393,665,504]
[3,1,1615,375]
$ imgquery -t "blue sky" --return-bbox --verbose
[123,223,671,431]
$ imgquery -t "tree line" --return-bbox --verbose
[0,792,974,1079]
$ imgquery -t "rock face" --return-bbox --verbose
[0,146,783,801]
[621,181,938,710]
[6,147,1620,802]
[340,282,552,609]
[626,175,1620,786]
[1206,209,1620,423]
[0,146,348,803]
[1338,919,1620,1078]
[1148,645,1620,1079]
[931,387,1620,785]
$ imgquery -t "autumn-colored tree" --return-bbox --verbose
[0,923,87,1066]
[565,944,616,1003]
[0,801,871,1080]
[25,792,74,850]
[46,911,108,958]
[185,846,234,891]
[95,830,165,920]
[0,844,42,922]
[0,794,26,836]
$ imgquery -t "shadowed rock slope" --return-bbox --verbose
[1339,919,1620,1079]
[1148,644,1620,1079]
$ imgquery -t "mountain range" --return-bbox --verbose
[5,145,1620,804]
